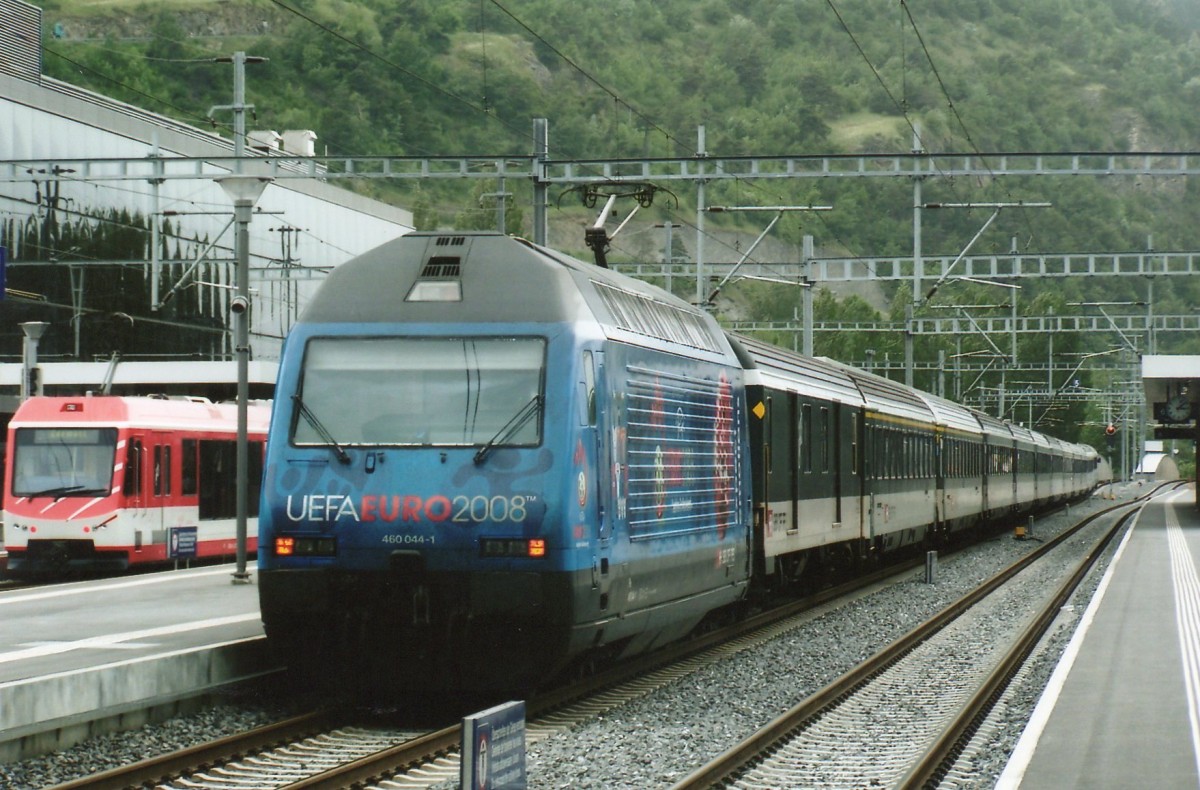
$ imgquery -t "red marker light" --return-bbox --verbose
[527,539,546,558]
[275,537,295,556]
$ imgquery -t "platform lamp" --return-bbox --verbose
[217,175,272,584]
[19,321,48,402]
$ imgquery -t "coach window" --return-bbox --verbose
[163,446,171,495]
[182,439,198,495]
[820,407,830,473]
[152,445,172,496]
[891,430,899,479]
[904,432,912,479]
[198,440,263,519]
[801,404,813,473]
[125,438,143,498]
[880,429,888,478]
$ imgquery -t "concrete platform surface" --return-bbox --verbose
[0,565,275,761]
[999,485,1200,789]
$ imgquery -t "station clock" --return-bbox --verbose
[1163,393,1194,423]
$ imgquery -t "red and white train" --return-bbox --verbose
[2,395,270,578]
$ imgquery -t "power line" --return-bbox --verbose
[43,45,221,132]
[263,0,537,154]
[485,0,692,158]
[898,0,1041,250]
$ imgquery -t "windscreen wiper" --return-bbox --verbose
[292,394,351,464]
[25,484,89,499]
[474,395,543,465]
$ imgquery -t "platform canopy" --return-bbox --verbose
[0,360,279,416]
[1143,355,1200,440]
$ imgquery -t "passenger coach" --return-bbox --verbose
[3,395,269,577]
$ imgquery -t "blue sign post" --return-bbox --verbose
[168,526,198,559]
[461,700,526,790]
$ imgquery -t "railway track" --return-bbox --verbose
[668,489,1168,790]
[44,552,927,789]
[44,490,1160,790]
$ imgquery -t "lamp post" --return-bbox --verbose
[19,321,48,401]
[217,175,271,584]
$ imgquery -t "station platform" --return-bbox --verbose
[999,484,1200,789]
[0,564,275,760]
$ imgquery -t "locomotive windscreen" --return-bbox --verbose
[11,427,118,497]
[294,336,546,447]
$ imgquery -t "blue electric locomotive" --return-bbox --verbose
[258,232,753,694]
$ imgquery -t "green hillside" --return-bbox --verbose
[28,0,1200,452]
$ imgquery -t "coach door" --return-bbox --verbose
[135,432,170,553]
[781,393,799,535]
[848,409,864,539]
[122,432,154,553]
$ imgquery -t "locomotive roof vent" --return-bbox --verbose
[419,256,461,279]
[434,236,466,247]
[406,255,463,302]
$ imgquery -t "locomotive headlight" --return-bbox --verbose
[481,537,547,558]
[274,536,336,557]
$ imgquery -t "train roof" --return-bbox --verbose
[9,395,271,433]
[970,409,1014,440]
[298,232,737,362]
[815,357,936,424]
[907,391,983,436]
[1007,422,1050,448]
[730,334,865,406]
